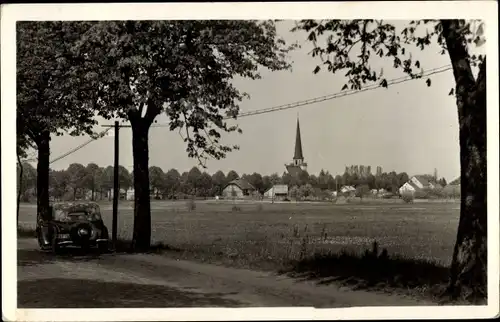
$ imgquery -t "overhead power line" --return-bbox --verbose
[24,127,112,164]
[150,64,452,127]
[25,64,452,163]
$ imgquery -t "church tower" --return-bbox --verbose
[285,116,307,175]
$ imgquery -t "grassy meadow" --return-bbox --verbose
[18,200,459,265]
[18,199,462,300]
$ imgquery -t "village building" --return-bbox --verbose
[399,175,442,194]
[285,117,308,177]
[108,188,134,200]
[264,184,289,200]
[340,185,356,195]
[222,179,256,198]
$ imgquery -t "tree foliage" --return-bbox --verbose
[74,20,296,164]
[293,19,484,91]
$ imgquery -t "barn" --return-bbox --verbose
[264,185,289,200]
[222,179,256,198]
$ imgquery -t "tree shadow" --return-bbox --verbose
[18,278,243,308]
[279,242,452,300]
[112,239,184,255]
[18,247,108,267]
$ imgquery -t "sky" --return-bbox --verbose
[39,20,468,182]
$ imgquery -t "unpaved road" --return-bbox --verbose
[18,238,434,308]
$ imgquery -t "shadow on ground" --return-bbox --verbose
[18,226,182,256]
[17,247,107,267]
[18,278,243,308]
[279,242,452,301]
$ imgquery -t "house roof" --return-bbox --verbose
[226,179,255,191]
[413,175,432,187]
[408,181,420,190]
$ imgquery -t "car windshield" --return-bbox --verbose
[52,204,102,221]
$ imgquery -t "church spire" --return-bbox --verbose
[285,114,307,174]
[293,116,304,161]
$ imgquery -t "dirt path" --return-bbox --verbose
[18,238,435,308]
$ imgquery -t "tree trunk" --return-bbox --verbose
[91,177,95,201]
[36,132,51,223]
[442,20,487,302]
[131,120,152,251]
[17,154,24,225]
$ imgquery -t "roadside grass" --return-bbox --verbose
[17,201,461,302]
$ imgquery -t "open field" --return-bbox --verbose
[18,200,459,267]
[17,200,464,301]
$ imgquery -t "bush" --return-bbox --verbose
[186,198,196,211]
[414,188,443,200]
[401,193,414,203]
[231,205,241,212]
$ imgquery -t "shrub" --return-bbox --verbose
[186,198,196,211]
[413,190,426,199]
[401,193,415,203]
[232,205,241,212]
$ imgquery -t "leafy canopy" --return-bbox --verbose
[292,20,485,91]
[17,22,101,146]
[74,20,296,166]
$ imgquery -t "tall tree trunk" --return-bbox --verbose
[442,20,487,302]
[36,132,51,224]
[91,177,95,201]
[131,119,152,251]
[17,154,24,225]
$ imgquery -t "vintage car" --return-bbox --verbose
[36,202,110,253]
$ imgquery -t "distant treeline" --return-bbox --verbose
[17,162,447,201]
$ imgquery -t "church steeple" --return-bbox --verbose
[287,114,307,172]
[293,117,304,161]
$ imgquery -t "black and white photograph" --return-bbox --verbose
[2,2,499,321]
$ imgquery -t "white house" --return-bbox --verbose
[264,185,289,199]
[109,188,134,200]
[340,185,356,194]
[399,182,417,194]
[399,175,440,194]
